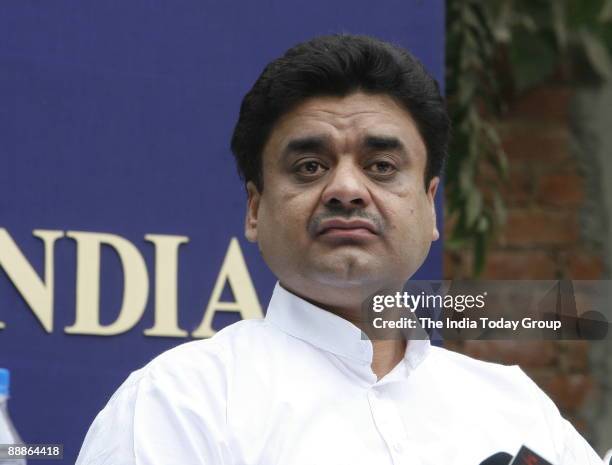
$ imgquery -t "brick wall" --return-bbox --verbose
[444,84,604,442]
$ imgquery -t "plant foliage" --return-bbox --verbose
[445,0,612,275]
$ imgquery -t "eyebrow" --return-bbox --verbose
[364,135,406,153]
[283,136,329,158]
[281,134,409,159]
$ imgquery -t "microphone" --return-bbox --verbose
[509,445,553,465]
[480,452,513,465]
[479,446,554,465]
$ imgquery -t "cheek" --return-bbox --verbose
[257,190,313,251]
[383,190,433,245]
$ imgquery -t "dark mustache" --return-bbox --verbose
[308,205,384,236]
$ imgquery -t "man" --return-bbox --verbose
[76,34,602,464]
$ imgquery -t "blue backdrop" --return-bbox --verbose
[0,1,445,463]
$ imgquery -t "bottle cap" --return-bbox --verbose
[0,368,9,396]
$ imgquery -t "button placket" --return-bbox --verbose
[368,387,410,464]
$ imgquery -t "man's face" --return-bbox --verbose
[245,92,439,310]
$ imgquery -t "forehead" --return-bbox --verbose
[264,92,426,156]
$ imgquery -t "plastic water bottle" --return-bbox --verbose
[0,369,26,465]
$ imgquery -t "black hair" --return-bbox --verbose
[230,33,450,191]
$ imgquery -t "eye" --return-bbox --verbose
[295,160,327,177]
[367,160,397,176]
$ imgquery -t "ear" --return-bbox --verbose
[427,176,440,241]
[245,181,261,243]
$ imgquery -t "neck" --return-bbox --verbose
[370,338,407,380]
[325,302,408,379]
[279,281,408,381]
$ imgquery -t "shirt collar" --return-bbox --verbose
[265,282,431,371]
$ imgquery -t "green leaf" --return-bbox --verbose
[473,233,488,276]
[579,29,612,79]
[476,215,490,233]
[509,29,558,92]
[465,190,483,227]
[458,77,478,106]
[482,123,508,177]
[493,191,507,226]
[566,0,604,29]
[444,236,468,251]
[464,5,485,32]
[459,165,473,191]
[551,1,568,51]
[601,0,612,22]
[513,12,538,33]
[491,0,515,42]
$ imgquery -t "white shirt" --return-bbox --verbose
[76,282,603,465]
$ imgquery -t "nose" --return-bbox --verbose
[321,159,372,210]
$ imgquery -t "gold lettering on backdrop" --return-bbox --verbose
[143,234,189,337]
[192,237,263,338]
[64,231,149,336]
[0,228,63,332]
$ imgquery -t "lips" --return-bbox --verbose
[317,218,379,236]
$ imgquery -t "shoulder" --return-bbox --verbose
[424,344,521,378]
[145,317,281,376]
[428,346,528,382]
[423,345,558,414]
[76,319,273,465]
[107,317,292,407]
[422,345,602,463]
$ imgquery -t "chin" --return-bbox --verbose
[309,263,390,290]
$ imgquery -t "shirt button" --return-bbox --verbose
[393,442,403,454]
